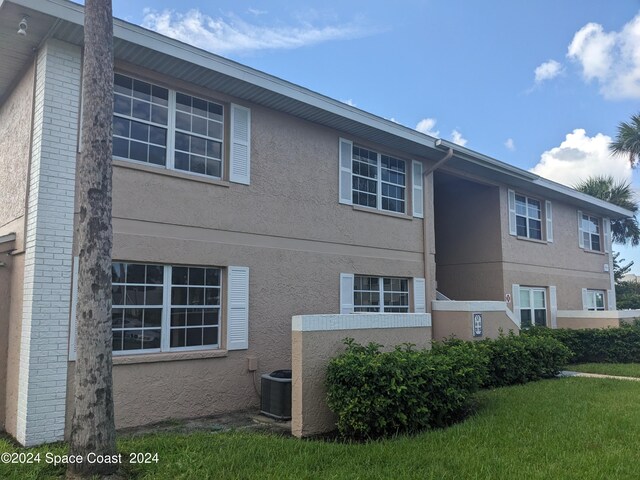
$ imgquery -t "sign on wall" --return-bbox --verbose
[472,313,483,337]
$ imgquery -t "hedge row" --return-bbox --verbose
[523,324,640,363]
[433,333,572,388]
[326,334,570,440]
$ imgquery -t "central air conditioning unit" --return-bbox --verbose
[260,369,292,420]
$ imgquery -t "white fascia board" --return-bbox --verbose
[111,23,438,150]
[436,139,633,219]
[12,0,437,151]
[533,178,634,218]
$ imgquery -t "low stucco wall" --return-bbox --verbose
[431,301,519,341]
[291,314,431,438]
[556,310,640,330]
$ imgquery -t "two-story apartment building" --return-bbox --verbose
[0,0,633,446]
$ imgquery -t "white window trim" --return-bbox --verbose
[113,263,223,356]
[353,275,410,313]
[113,72,228,182]
[69,262,239,359]
[351,146,407,215]
[583,289,606,311]
[514,193,543,240]
[580,212,603,252]
[519,287,547,327]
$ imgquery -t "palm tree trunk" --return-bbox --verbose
[68,0,117,477]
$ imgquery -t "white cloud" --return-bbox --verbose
[505,138,516,151]
[534,59,563,83]
[141,8,368,55]
[530,128,632,186]
[451,129,467,147]
[341,99,356,107]
[247,8,267,16]
[415,118,439,137]
[567,15,640,99]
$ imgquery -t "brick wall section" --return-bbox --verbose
[16,39,80,446]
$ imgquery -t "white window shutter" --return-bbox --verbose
[412,161,424,218]
[339,138,353,205]
[230,104,251,185]
[511,284,520,327]
[578,211,585,248]
[581,288,588,310]
[549,286,557,329]
[508,189,517,236]
[545,201,553,242]
[413,277,426,313]
[69,256,79,360]
[340,273,354,314]
[227,266,249,350]
[603,217,611,253]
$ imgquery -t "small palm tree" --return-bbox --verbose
[609,114,640,168]
[574,175,640,246]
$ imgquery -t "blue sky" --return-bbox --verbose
[110,0,640,271]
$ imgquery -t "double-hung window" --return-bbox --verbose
[585,290,605,311]
[353,275,409,313]
[113,73,224,180]
[352,146,406,213]
[515,194,542,240]
[519,287,546,328]
[112,262,221,354]
[113,75,169,166]
[581,214,601,251]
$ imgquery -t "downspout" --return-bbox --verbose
[423,143,453,310]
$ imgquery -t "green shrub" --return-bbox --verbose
[524,325,640,363]
[325,339,488,440]
[435,333,572,388]
[326,333,571,440]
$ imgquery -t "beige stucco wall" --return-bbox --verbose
[0,62,33,228]
[499,186,612,311]
[432,309,518,341]
[291,325,431,438]
[434,174,503,301]
[64,63,432,431]
[0,62,33,434]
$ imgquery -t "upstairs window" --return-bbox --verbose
[508,190,553,242]
[515,194,542,240]
[351,146,406,213]
[113,73,224,180]
[113,75,169,166]
[581,214,601,251]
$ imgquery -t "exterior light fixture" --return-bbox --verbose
[17,16,28,36]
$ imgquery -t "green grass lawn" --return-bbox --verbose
[3,378,640,479]
[568,363,640,378]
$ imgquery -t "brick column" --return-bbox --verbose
[16,39,80,446]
